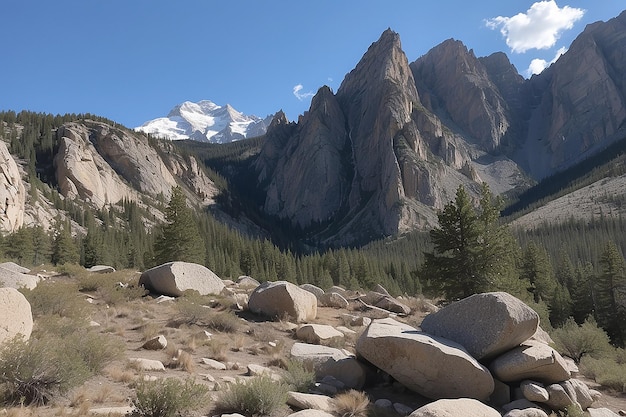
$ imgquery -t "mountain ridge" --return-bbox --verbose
[1,11,626,250]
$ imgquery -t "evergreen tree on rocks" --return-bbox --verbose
[153,186,206,266]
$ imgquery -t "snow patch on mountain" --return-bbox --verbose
[136,100,273,143]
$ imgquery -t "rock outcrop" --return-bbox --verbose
[489,340,571,384]
[0,287,33,346]
[519,11,626,178]
[411,39,513,152]
[290,342,368,389]
[0,140,25,233]
[409,398,501,417]
[253,30,528,245]
[53,120,219,210]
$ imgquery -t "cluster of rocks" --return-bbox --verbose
[136,262,623,416]
[294,292,619,417]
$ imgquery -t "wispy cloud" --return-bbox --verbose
[485,1,584,53]
[526,46,568,76]
[293,84,314,101]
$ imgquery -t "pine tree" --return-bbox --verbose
[570,262,595,324]
[596,241,626,346]
[422,184,517,300]
[52,223,79,265]
[153,187,206,266]
[520,241,556,303]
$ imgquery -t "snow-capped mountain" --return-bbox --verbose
[136,100,274,143]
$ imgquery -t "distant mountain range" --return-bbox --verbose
[1,10,626,249]
[135,100,274,144]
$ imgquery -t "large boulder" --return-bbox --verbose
[290,342,368,389]
[490,340,571,384]
[0,266,39,290]
[139,262,225,297]
[420,292,539,360]
[249,281,317,322]
[0,288,33,345]
[356,318,494,400]
[409,398,500,417]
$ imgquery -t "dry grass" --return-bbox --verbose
[332,389,370,417]
[92,385,113,404]
[1,407,38,417]
[205,339,229,362]
[138,322,162,341]
[107,367,135,384]
[166,347,195,373]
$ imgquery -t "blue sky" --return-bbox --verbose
[1,1,623,128]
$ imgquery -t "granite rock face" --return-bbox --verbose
[411,39,513,152]
[54,120,219,210]
[0,140,25,233]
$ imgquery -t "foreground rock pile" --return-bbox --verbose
[354,292,602,416]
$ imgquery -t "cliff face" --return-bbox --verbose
[53,121,218,210]
[519,11,626,178]
[0,141,25,233]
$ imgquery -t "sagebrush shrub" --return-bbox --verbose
[0,335,90,405]
[20,281,88,319]
[214,375,288,416]
[281,359,315,393]
[132,377,209,417]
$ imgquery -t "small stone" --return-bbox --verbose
[142,335,167,350]
[200,358,227,370]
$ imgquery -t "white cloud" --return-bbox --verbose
[293,84,314,101]
[486,1,585,53]
[525,46,568,76]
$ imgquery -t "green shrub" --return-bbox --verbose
[174,293,212,326]
[581,356,626,393]
[215,375,288,416]
[205,311,241,333]
[78,270,147,305]
[281,359,315,393]
[132,377,209,417]
[0,336,90,405]
[20,281,88,319]
[551,317,612,364]
[174,293,240,332]
[67,330,125,373]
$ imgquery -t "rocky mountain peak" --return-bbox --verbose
[411,39,512,151]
